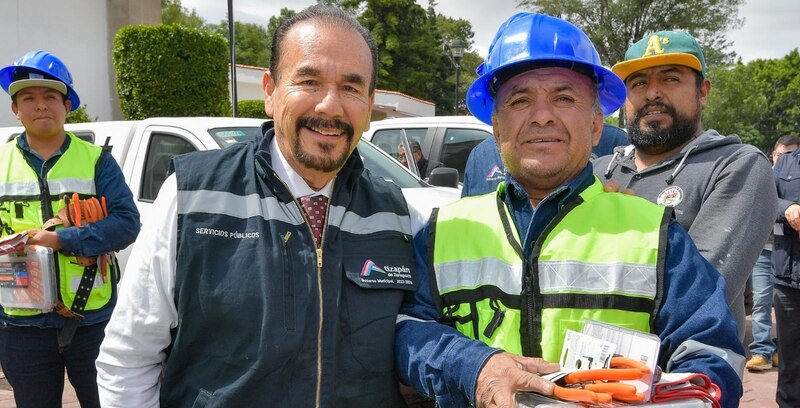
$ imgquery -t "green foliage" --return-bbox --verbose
[436,13,479,115]
[357,0,444,108]
[213,21,270,67]
[516,0,744,68]
[161,0,206,30]
[66,105,96,124]
[705,49,800,152]
[604,115,621,127]
[265,8,298,66]
[237,100,270,119]
[159,0,485,115]
[113,24,231,119]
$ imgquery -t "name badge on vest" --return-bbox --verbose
[345,258,418,291]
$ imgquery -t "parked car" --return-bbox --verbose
[362,116,494,181]
[1,117,459,271]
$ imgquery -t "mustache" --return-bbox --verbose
[296,116,354,138]
[634,102,677,122]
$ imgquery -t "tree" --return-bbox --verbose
[704,49,800,152]
[264,8,298,65]
[356,0,443,107]
[161,0,207,30]
[516,0,743,67]
[436,13,481,115]
[213,21,270,67]
[517,0,744,125]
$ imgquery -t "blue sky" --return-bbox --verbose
[182,0,800,64]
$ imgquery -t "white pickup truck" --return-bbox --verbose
[1,117,460,270]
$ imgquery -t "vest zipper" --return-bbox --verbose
[278,168,330,407]
[313,201,330,408]
[293,197,326,408]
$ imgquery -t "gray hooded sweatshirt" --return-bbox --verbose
[593,129,777,341]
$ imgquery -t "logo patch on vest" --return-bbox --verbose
[360,260,386,277]
[656,186,684,207]
[485,165,505,182]
[347,259,416,290]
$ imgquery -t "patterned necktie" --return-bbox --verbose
[299,195,328,247]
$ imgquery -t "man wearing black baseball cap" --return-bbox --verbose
[595,31,777,347]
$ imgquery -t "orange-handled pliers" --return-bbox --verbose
[71,192,82,226]
[552,356,651,404]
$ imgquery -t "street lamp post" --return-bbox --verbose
[228,0,238,117]
[444,40,466,115]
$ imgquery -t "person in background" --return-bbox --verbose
[395,13,743,408]
[96,5,418,407]
[0,50,140,408]
[462,123,628,197]
[398,139,442,178]
[771,134,800,407]
[746,135,800,372]
[595,30,777,341]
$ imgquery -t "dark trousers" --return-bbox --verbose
[0,321,107,408]
[774,284,800,407]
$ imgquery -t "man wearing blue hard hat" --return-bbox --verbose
[0,51,139,407]
[395,13,744,408]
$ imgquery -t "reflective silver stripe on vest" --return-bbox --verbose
[0,181,40,196]
[435,258,522,295]
[179,190,305,225]
[47,178,96,195]
[539,261,657,298]
[330,205,411,235]
[179,190,410,235]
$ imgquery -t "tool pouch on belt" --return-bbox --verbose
[42,192,113,351]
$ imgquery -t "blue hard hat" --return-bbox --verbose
[466,13,625,125]
[0,50,80,111]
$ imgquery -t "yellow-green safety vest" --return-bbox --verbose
[0,133,113,317]
[431,178,669,361]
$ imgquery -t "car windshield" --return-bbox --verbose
[208,126,426,189]
[210,127,265,146]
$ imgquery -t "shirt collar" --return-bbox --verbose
[17,132,70,160]
[503,163,594,209]
[269,136,334,199]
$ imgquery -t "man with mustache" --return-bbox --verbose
[396,15,743,408]
[96,5,418,407]
[594,31,776,342]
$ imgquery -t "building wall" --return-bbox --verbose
[0,0,160,127]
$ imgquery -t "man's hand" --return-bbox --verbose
[26,229,62,250]
[786,204,800,231]
[602,179,635,195]
[475,352,559,408]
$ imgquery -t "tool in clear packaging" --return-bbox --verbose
[0,231,28,256]
[552,356,650,404]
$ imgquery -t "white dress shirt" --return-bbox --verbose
[96,139,336,407]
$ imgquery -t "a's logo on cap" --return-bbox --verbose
[656,186,684,207]
[642,35,670,57]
